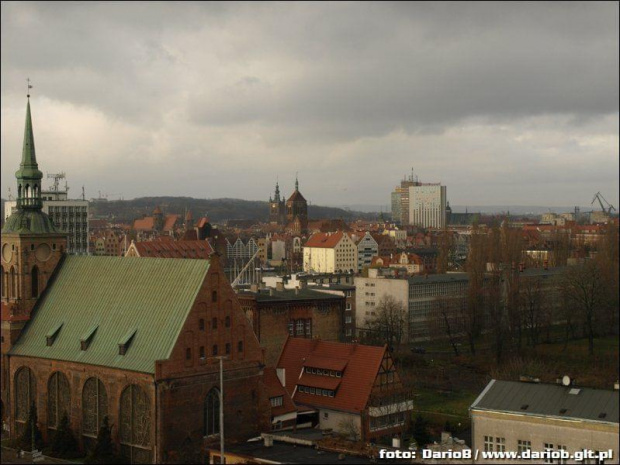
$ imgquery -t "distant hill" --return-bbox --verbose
[90,196,375,224]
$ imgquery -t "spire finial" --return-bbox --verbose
[295,172,299,191]
[27,77,33,98]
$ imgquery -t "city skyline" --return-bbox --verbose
[1,2,618,208]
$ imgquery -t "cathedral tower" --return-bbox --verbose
[269,181,286,225]
[286,175,308,233]
[1,96,67,354]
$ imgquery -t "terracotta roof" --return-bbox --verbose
[196,217,210,228]
[153,205,162,214]
[133,217,155,231]
[304,355,348,371]
[263,367,297,418]
[133,240,214,258]
[163,214,180,232]
[297,373,342,390]
[304,231,344,249]
[277,338,386,414]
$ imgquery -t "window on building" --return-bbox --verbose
[225,316,230,328]
[544,443,554,464]
[119,384,152,463]
[212,345,218,356]
[496,437,505,452]
[305,319,312,337]
[484,436,494,452]
[186,348,192,360]
[557,445,567,465]
[48,372,71,433]
[204,389,220,437]
[270,396,283,407]
[14,367,36,438]
[296,320,304,336]
[82,377,108,450]
[517,440,531,454]
[199,319,205,330]
[212,318,218,329]
[225,343,231,355]
[288,321,294,336]
[212,291,217,302]
[199,346,205,359]
[238,341,243,353]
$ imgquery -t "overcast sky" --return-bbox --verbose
[1,2,618,209]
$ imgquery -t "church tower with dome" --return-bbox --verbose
[1,95,67,354]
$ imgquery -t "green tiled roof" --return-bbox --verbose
[10,256,210,374]
[2,209,60,234]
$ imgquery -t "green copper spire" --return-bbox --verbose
[15,97,43,210]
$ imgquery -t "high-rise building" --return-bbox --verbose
[4,174,89,255]
[409,183,447,229]
[390,175,416,225]
[391,172,447,228]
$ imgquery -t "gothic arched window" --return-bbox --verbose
[203,388,220,437]
[9,266,16,299]
[31,265,39,298]
[14,366,36,437]
[82,377,108,449]
[48,371,71,432]
[119,384,152,464]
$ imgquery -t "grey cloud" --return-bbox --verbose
[1,2,618,208]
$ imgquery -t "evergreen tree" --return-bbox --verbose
[85,416,121,464]
[412,415,431,448]
[49,412,80,459]
[16,402,44,451]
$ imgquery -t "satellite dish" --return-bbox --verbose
[562,375,571,386]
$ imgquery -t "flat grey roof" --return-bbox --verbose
[471,379,619,424]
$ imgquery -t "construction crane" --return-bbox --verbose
[591,192,616,214]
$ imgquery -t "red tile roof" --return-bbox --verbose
[304,231,344,249]
[263,367,297,418]
[277,338,386,414]
[133,217,155,231]
[163,214,180,232]
[196,217,210,228]
[297,373,342,390]
[133,240,214,258]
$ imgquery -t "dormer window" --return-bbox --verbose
[118,328,137,356]
[46,323,63,346]
[80,325,98,351]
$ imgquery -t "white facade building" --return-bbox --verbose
[5,188,89,255]
[303,231,358,273]
[408,183,447,229]
[356,232,379,272]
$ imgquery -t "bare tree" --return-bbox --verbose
[594,222,619,334]
[428,295,464,356]
[464,223,486,355]
[364,294,407,349]
[562,260,606,356]
[520,276,547,347]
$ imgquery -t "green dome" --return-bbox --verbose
[2,209,61,235]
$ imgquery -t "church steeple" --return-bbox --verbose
[295,175,299,191]
[15,97,43,210]
[274,181,281,202]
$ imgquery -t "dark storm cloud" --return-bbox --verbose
[1,2,618,207]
